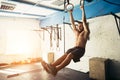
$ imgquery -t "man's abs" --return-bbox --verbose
[75,38,87,48]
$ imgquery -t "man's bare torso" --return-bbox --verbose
[75,30,89,48]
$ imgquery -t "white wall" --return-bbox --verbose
[0,16,41,63]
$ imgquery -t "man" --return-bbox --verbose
[41,0,90,76]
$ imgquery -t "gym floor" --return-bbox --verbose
[0,63,89,80]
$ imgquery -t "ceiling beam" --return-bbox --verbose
[0,10,46,18]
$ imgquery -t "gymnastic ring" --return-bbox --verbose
[65,3,74,11]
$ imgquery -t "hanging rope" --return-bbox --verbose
[67,0,70,4]
[64,0,70,8]
[59,27,62,40]
[50,26,53,48]
[64,0,71,11]
[56,24,59,49]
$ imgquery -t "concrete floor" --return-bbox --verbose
[0,63,89,80]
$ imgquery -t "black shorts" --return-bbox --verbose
[66,46,85,62]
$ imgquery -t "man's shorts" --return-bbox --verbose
[66,46,85,62]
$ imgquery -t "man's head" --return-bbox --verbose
[75,20,84,32]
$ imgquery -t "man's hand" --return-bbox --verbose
[80,0,84,10]
[68,9,73,13]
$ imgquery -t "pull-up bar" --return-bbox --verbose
[111,12,120,36]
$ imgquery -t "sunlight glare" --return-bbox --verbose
[5,30,35,55]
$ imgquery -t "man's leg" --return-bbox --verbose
[41,53,68,75]
[56,53,74,71]
[51,53,68,66]
[41,53,74,76]
[45,53,74,76]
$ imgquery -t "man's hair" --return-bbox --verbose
[74,20,82,23]
[74,20,82,26]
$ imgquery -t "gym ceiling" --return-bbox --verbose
[0,0,120,26]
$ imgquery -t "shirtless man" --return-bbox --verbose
[41,0,90,76]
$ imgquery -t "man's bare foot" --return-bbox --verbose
[47,64,57,76]
[41,60,57,76]
[41,60,50,73]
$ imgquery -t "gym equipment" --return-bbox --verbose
[65,3,74,11]
[64,0,74,11]
[65,0,93,11]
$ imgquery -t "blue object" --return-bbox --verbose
[40,0,120,27]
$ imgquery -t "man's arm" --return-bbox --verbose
[80,0,90,33]
[68,10,77,31]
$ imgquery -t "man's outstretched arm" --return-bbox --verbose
[80,0,90,33]
[68,10,77,31]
